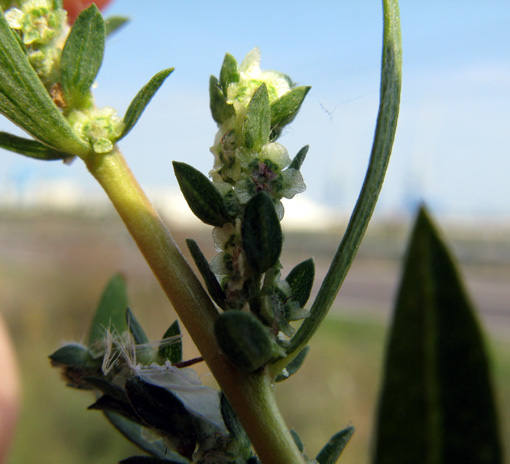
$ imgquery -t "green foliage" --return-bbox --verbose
[275,346,309,382]
[104,16,129,37]
[243,83,271,150]
[173,161,231,227]
[286,258,315,308]
[316,427,355,464]
[373,207,502,464]
[209,74,235,124]
[61,5,105,108]
[0,131,71,160]
[270,86,310,139]
[159,320,183,364]
[219,52,240,93]
[289,145,309,171]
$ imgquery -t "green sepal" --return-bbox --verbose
[173,161,231,227]
[219,53,240,95]
[186,238,226,309]
[125,376,196,457]
[159,320,183,364]
[0,9,89,156]
[242,192,282,274]
[316,426,355,464]
[220,393,252,457]
[88,273,129,350]
[289,145,309,171]
[0,131,71,160]
[61,4,105,108]
[270,86,310,139]
[120,68,174,140]
[104,16,129,37]
[286,258,315,307]
[373,207,502,464]
[104,412,172,460]
[275,346,309,382]
[119,457,189,464]
[126,307,149,345]
[48,343,97,369]
[209,75,235,125]
[214,310,273,372]
[243,83,270,150]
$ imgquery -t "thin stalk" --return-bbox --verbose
[84,147,305,464]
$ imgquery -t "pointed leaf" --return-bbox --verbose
[186,239,226,309]
[61,4,105,107]
[373,207,502,464]
[288,0,402,355]
[120,68,174,139]
[104,15,129,37]
[242,192,282,274]
[270,86,310,138]
[286,258,315,307]
[219,52,240,94]
[159,320,182,364]
[289,145,309,171]
[316,426,355,464]
[126,307,149,345]
[0,9,89,155]
[243,83,270,150]
[0,131,72,160]
[104,412,175,460]
[220,393,251,450]
[275,346,309,382]
[290,429,304,453]
[209,75,235,125]
[88,274,129,349]
[49,343,96,369]
[173,161,231,227]
[214,310,273,372]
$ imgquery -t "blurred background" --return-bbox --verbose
[1,1,509,463]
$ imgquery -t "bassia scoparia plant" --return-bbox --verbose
[0,1,503,463]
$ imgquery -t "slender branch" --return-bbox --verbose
[84,147,305,464]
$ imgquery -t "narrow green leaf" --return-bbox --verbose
[220,393,251,450]
[159,320,182,364]
[275,346,309,382]
[270,86,310,138]
[49,343,96,369]
[316,426,355,464]
[186,239,226,309]
[288,0,402,354]
[0,9,88,155]
[173,161,231,227]
[120,68,174,139]
[242,192,282,274]
[291,429,304,453]
[88,274,129,349]
[243,83,270,150]
[104,412,173,460]
[289,145,309,171]
[126,307,149,345]
[0,131,71,160]
[286,258,315,307]
[373,207,502,464]
[209,75,235,125]
[61,4,105,106]
[219,53,240,94]
[104,15,129,37]
[214,310,273,372]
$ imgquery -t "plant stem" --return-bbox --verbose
[84,147,305,464]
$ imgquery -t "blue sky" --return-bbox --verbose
[1,1,509,219]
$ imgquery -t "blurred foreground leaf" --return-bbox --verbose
[373,207,502,464]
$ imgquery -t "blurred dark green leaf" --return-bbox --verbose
[215,310,273,372]
[373,207,502,464]
[289,145,308,171]
[316,426,355,464]
[209,74,235,125]
[186,238,226,309]
[49,343,96,368]
[0,9,88,155]
[242,192,282,274]
[104,15,129,37]
[286,259,315,308]
[275,346,309,382]
[0,131,71,160]
[173,161,231,227]
[61,4,105,107]
[120,68,174,139]
[219,52,239,95]
[88,273,129,349]
[159,320,182,364]
[270,86,310,138]
[243,83,270,150]
[220,393,252,456]
[126,307,149,345]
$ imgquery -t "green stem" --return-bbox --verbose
[84,147,305,464]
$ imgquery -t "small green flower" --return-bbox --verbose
[68,106,123,154]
